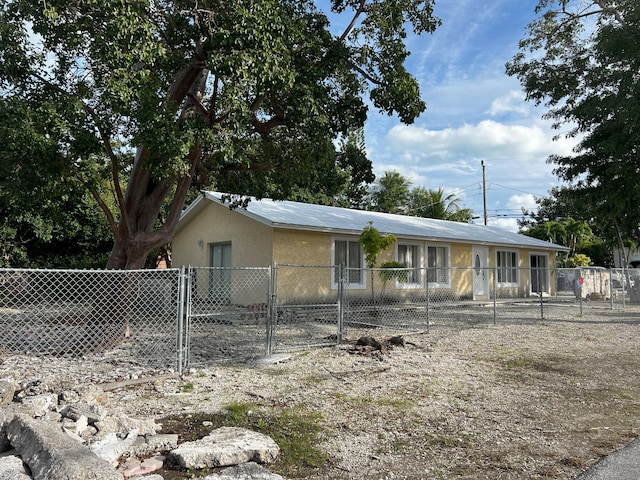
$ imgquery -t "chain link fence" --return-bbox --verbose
[0,268,182,368]
[270,264,343,353]
[345,266,430,335]
[2,265,640,371]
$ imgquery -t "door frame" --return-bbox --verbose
[529,252,550,296]
[472,246,490,300]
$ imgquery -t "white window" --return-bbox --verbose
[427,245,450,286]
[497,250,518,285]
[333,238,365,288]
[397,243,422,286]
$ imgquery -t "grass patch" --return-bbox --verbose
[159,402,328,478]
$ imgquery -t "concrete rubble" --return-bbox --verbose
[0,377,284,480]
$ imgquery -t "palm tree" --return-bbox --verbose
[408,187,473,222]
[370,171,412,214]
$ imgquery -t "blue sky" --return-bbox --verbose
[331,0,579,231]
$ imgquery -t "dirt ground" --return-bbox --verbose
[114,316,640,480]
[2,313,638,479]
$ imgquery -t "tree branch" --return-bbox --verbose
[339,0,367,42]
[89,187,121,240]
[155,148,201,245]
[81,103,129,237]
[558,1,626,28]
[185,92,210,121]
[352,62,382,85]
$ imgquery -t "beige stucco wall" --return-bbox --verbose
[273,229,337,304]
[173,202,273,268]
[173,201,561,303]
[172,202,274,306]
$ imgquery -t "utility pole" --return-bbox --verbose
[481,160,488,226]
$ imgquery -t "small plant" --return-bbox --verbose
[379,261,409,283]
[359,222,397,303]
[180,382,194,393]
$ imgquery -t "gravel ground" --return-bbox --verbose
[1,315,639,479]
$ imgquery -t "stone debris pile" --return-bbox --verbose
[0,377,284,479]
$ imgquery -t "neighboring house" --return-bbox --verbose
[173,192,569,304]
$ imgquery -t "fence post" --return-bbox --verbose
[609,269,614,310]
[266,263,277,357]
[538,268,544,320]
[176,265,188,374]
[425,268,430,333]
[622,268,627,309]
[337,264,345,344]
[493,267,497,325]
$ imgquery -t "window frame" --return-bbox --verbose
[426,244,451,288]
[496,249,519,286]
[395,242,423,288]
[331,237,366,289]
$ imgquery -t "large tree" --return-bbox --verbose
[0,98,113,268]
[0,0,440,269]
[506,0,640,262]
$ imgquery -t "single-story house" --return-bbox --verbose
[173,192,569,304]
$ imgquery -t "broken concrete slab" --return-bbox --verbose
[7,414,123,480]
[170,427,280,469]
[202,461,286,480]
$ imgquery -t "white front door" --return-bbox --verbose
[472,246,489,299]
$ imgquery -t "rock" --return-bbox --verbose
[0,411,12,453]
[121,455,164,477]
[19,393,57,417]
[91,429,140,466]
[0,453,30,479]
[0,380,16,407]
[202,461,286,480]
[94,414,161,438]
[63,402,107,424]
[7,414,123,479]
[126,433,179,457]
[59,389,80,404]
[170,427,280,469]
[77,384,109,405]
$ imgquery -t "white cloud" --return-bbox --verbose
[367,119,579,232]
[508,193,537,211]
[487,90,529,117]
[490,217,520,232]
[385,120,576,163]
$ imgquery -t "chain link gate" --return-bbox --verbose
[181,266,272,370]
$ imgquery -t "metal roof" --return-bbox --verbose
[180,192,568,251]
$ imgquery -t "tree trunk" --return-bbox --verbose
[104,56,207,270]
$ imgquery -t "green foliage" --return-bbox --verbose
[370,171,412,214]
[407,186,473,222]
[0,98,113,268]
[0,0,441,268]
[359,222,397,269]
[370,171,474,221]
[564,254,591,268]
[521,218,593,257]
[379,261,409,283]
[508,1,640,252]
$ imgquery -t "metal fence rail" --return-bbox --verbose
[2,265,640,372]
